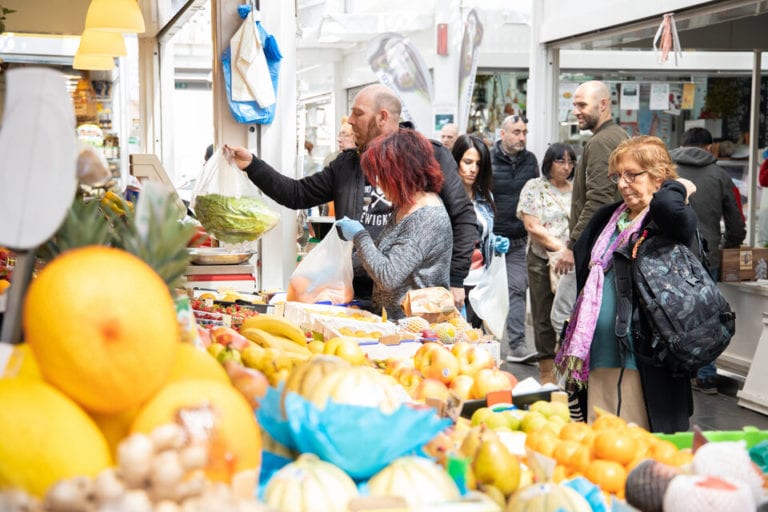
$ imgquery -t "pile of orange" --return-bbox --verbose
[525,408,692,499]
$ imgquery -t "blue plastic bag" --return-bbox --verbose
[256,386,451,480]
[222,6,282,124]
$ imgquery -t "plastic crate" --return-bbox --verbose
[655,426,768,450]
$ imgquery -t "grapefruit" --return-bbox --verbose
[130,379,261,481]
[23,246,179,414]
[0,378,112,496]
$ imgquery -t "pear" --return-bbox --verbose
[459,424,499,459]
[473,438,521,497]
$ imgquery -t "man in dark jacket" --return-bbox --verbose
[670,127,746,394]
[228,84,476,310]
[491,114,540,362]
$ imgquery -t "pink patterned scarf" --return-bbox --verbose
[555,204,648,387]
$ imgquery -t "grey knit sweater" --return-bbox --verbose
[352,205,452,319]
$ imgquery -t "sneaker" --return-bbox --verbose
[505,344,538,364]
[691,378,717,395]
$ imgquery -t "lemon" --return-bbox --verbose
[0,378,111,496]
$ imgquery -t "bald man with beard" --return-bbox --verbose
[227,84,476,310]
[551,81,628,355]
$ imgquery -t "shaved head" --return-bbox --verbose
[348,84,403,146]
[573,80,612,132]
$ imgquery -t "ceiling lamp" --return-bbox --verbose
[78,30,127,57]
[73,53,115,71]
[84,0,146,34]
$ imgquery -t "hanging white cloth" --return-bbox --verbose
[230,9,275,107]
[652,13,683,65]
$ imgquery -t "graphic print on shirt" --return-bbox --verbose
[360,179,393,240]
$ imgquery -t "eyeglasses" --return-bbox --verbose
[554,158,575,166]
[609,170,648,184]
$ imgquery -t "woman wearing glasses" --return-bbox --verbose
[516,143,575,384]
[555,136,697,433]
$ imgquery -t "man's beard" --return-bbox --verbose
[579,111,599,131]
[359,117,382,148]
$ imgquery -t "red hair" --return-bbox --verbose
[360,128,444,208]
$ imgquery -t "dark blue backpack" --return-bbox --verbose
[614,229,736,376]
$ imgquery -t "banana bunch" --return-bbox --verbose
[238,315,311,385]
[100,190,134,216]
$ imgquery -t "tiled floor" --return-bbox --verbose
[500,324,768,432]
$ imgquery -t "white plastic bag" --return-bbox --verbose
[468,253,509,339]
[191,147,278,244]
[287,225,354,305]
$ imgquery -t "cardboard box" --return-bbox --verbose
[720,247,768,282]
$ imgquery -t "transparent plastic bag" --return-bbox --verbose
[287,225,354,304]
[191,147,279,244]
[468,253,509,339]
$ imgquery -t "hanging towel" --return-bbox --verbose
[230,10,275,107]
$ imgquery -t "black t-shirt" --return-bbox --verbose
[359,179,392,241]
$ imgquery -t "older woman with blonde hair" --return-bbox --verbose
[555,136,698,433]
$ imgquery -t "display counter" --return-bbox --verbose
[716,281,768,377]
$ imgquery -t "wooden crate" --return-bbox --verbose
[720,248,768,282]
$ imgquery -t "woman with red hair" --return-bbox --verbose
[337,128,453,319]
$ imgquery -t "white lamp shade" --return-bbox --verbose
[78,30,127,57]
[73,52,116,71]
[85,0,146,34]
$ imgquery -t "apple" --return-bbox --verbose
[520,411,548,433]
[384,357,412,376]
[549,401,571,422]
[501,409,523,431]
[471,368,513,400]
[414,378,450,402]
[222,361,268,409]
[324,336,367,365]
[470,407,494,427]
[500,369,519,389]
[415,343,459,384]
[393,366,423,396]
[421,329,438,340]
[484,412,511,431]
[529,400,553,418]
[452,343,494,377]
[209,326,249,350]
[449,374,474,400]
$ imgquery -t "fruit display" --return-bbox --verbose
[366,456,461,507]
[375,341,514,402]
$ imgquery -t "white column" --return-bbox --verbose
[431,0,461,138]
[526,0,558,162]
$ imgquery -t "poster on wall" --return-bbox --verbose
[682,83,696,110]
[457,9,484,134]
[665,84,682,116]
[367,33,434,135]
[650,83,670,110]
[620,83,640,110]
[559,82,578,111]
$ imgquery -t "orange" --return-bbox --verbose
[559,421,592,443]
[131,379,262,481]
[552,439,582,467]
[650,439,679,464]
[593,429,638,465]
[24,246,179,414]
[569,444,594,475]
[525,430,560,458]
[591,410,627,431]
[665,448,693,467]
[585,459,627,496]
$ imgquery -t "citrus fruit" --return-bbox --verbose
[593,429,638,465]
[130,379,261,481]
[0,343,40,379]
[0,378,112,496]
[23,246,179,414]
[559,421,591,443]
[167,342,230,384]
[585,459,628,496]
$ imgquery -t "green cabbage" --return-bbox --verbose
[193,193,279,244]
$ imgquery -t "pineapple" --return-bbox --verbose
[399,316,430,333]
[109,184,195,291]
[433,322,457,344]
[43,185,195,292]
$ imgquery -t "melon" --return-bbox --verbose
[663,474,755,512]
[368,456,461,507]
[506,482,592,512]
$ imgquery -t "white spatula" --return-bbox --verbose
[0,67,78,343]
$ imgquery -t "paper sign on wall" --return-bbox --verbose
[620,83,639,111]
[682,83,696,110]
[650,83,670,110]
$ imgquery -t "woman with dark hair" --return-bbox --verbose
[516,142,575,384]
[336,129,452,319]
[451,134,509,328]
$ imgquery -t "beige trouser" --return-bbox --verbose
[587,367,650,430]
